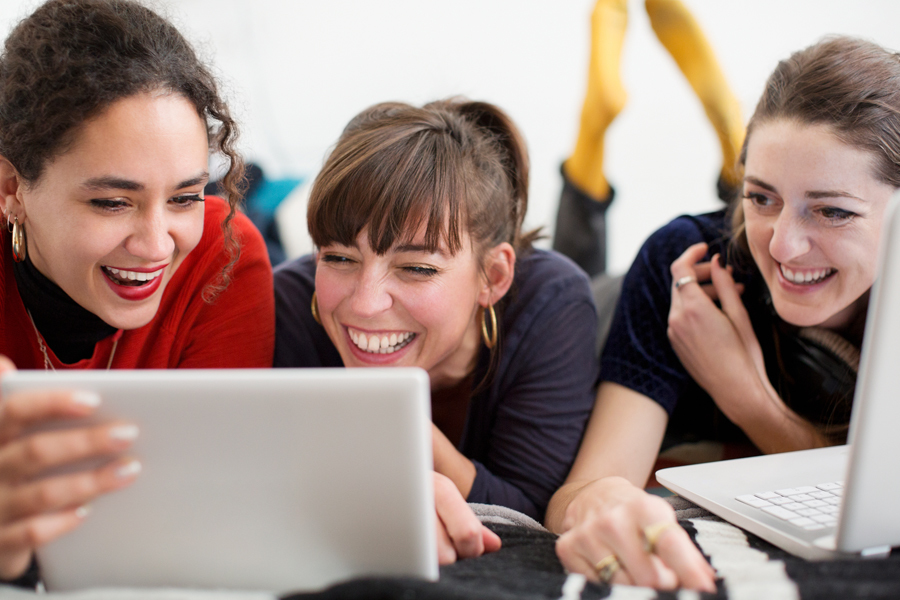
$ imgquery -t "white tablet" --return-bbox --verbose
[2,368,437,593]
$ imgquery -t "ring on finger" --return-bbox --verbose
[594,554,620,583]
[674,275,697,290]
[642,521,679,554]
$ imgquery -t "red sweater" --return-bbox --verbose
[0,197,274,369]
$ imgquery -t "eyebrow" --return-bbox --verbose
[81,171,209,193]
[743,176,777,193]
[806,190,865,202]
[744,176,865,202]
[394,243,447,256]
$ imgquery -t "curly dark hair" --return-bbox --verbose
[0,0,245,296]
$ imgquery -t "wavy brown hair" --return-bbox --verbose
[0,0,245,298]
[731,36,900,260]
[728,36,900,444]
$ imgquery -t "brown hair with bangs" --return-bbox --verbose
[308,98,536,259]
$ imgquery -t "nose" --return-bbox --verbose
[123,205,175,262]
[768,207,812,263]
[348,268,393,319]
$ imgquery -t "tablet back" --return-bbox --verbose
[3,368,437,592]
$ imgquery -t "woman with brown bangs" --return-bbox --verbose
[274,99,599,562]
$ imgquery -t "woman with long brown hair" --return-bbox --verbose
[549,36,900,590]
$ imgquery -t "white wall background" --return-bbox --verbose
[2,0,899,272]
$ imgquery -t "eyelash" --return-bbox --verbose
[818,206,857,223]
[743,192,773,207]
[743,192,859,225]
[171,194,204,208]
[320,254,439,277]
[321,254,353,264]
[90,199,128,212]
[402,265,438,277]
[90,194,204,213]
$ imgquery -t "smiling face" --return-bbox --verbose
[742,119,896,329]
[315,228,503,389]
[4,92,209,330]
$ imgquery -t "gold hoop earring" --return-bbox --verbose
[11,217,25,263]
[311,291,321,325]
[480,304,497,349]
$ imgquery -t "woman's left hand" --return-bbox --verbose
[667,243,774,425]
[433,472,501,564]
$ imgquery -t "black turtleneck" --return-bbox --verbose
[13,256,117,364]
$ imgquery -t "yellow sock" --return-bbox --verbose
[645,0,745,188]
[565,0,628,201]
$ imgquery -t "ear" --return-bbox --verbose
[478,242,516,307]
[0,156,24,218]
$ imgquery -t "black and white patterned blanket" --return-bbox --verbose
[286,498,900,600]
[3,499,898,599]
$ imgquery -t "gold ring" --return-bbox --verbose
[594,554,620,583]
[642,521,679,553]
[674,275,697,290]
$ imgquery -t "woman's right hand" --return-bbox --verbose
[0,356,140,580]
[555,476,716,591]
[433,471,501,565]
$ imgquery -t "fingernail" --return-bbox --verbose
[74,505,91,519]
[109,425,139,442]
[115,459,142,479]
[72,391,101,408]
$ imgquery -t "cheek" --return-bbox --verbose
[176,212,205,257]
[313,270,350,316]
[412,282,478,335]
[744,218,772,264]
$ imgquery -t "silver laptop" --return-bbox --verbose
[2,368,438,592]
[657,192,900,560]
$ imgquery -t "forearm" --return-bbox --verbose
[432,425,476,498]
[719,380,829,453]
[545,383,668,532]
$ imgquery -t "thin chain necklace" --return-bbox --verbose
[27,309,118,371]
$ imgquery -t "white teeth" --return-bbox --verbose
[780,265,833,285]
[105,267,164,282]
[348,328,415,355]
[367,335,380,352]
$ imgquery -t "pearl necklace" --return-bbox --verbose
[27,310,118,371]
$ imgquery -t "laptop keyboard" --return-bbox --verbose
[735,482,843,532]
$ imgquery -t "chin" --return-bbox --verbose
[772,300,837,328]
[98,304,161,331]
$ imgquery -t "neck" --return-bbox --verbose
[428,318,483,392]
[13,255,117,363]
[819,291,869,346]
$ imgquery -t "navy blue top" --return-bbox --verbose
[273,249,599,520]
[601,210,857,447]
[601,211,733,415]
